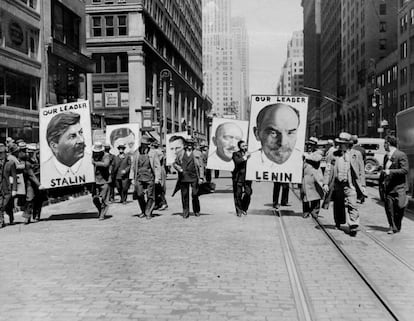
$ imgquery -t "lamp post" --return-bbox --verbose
[159,69,174,145]
[372,88,384,138]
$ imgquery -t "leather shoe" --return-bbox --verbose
[138,213,145,218]
[159,204,168,210]
[242,210,247,216]
[194,212,200,217]
[146,215,152,220]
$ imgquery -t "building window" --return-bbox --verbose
[90,15,128,37]
[400,93,407,110]
[93,83,128,109]
[379,4,386,15]
[400,67,408,85]
[379,21,386,32]
[401,41,408,59]
[92,53,128,73]
[379,39,386,50]
[52,0,80,50]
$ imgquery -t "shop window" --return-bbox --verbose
[93,83,128,108]
[6,72,31,109]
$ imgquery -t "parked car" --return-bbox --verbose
[355,137,386,184]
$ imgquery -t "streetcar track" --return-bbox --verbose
[288,187,403,321]
[273,207,314,321]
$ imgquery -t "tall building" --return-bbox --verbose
[202,0,245,120]
[341,0,397,137]
[85,0,209,141]
[276,31,304,96]
[319,0,341,137]
[231,17,249,120]
[397,0,414,114]
[301,0,321,136]
[0,0,92,142]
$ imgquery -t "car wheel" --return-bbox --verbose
[365,158,378,173]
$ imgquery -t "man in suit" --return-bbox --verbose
[0,144,17,227]
[130,136,161,219]
[173,138,205,218]
[232,140,252,216]
[323,132,366,236]
[113,144,131,204]
[382,135,409,234]
[91,142,111,220]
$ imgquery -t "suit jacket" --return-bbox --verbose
[172,149,205,196]
[24,161,41,201]
[322,149,366,207]
[0,159,17,195]
[113,154,131,179]
[301,161,324,202]
[382,149,408,195]
[130,149,161,182]
[232,150,248,183]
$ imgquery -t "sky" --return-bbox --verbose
[231,0,303,94]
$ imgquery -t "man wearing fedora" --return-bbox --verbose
[173,138,205,218]
[0,144,17,227]
[150,140,168,211]
[382,135,409,234]
[323,132,366,236]
[113,144,131,204]
[130,136,161,219]
[91,142,111,220]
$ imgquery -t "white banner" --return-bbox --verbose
[166,131,189,166]
[39,100,94,189]
[106,123,140,156]
[246,95,308,183]
[206,118,249,171]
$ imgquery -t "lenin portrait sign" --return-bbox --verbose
[246,95,308,183]
[39,101,95,189]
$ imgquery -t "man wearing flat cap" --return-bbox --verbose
[323,132,366,236]
[173,138,205,218]
[130,135,161,219]
[113,143,131,204]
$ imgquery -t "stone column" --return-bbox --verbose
[178,91,182,132]
[171,87,175,133]
[184,94,188,132]
[128,47,145,125]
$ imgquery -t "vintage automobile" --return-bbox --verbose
[355,137,386,183]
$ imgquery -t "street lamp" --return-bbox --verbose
[159,69,174,145]
[373,88,384,138]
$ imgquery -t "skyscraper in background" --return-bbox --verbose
[202,0,249,120]
[276,31,304,96]
[232,17,249,120]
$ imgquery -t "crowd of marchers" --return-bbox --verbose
[0,131,409,237]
